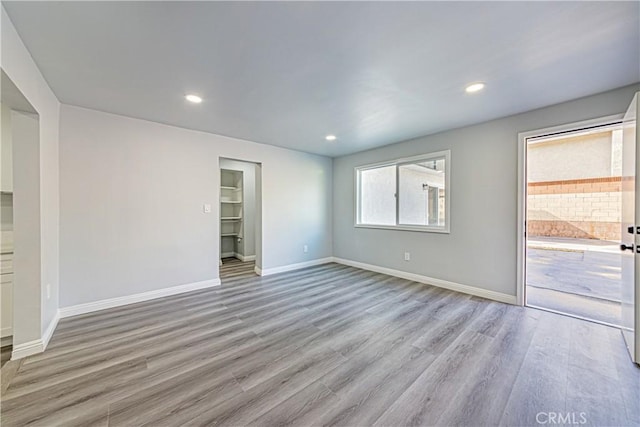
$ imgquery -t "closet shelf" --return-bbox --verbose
[221,168,244,262]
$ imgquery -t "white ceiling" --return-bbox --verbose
[3,1,639,157]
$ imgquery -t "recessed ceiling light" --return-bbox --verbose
[325,135,337,141]
[465,83,485,93]
[185,94,203,103]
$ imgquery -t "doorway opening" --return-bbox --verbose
[219,158,261,282]
[1,69,41,365]
[525,122,624,326]
[0,102,13,367]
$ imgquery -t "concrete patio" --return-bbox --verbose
[526,237,622,325]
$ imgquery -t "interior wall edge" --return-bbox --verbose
[1,6,61,347]
[41,309,60,350]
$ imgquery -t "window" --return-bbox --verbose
[355,150,450,233]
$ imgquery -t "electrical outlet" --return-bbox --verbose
[46,283,51,299]
[303,245,308,253]
[203,203,212,213]
[404,252,410,261]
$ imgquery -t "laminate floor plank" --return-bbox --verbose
[220,258,256,280]
[468,297,512,337]
[245,379,339,427]
[432,305,539,426]
[565,363,628,427]
[107,365,243,426]
[568,319,619,380]
[0,359,21,395]
[315,300,442,408]
[159,346,347,427]
[1,262,637,426]
[19,313,238,388]
[315,345,437,427]
[373,329,495,427]
[411,297,485,354]
[17,315,242,379]
[329,299,429,358]
[215,264,352,296]
[217,268,363,310]
[1,357,147,426]
[5,320,255,399]
[608,327,640,425]
[499,311,573,426]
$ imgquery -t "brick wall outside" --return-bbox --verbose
[527,177,621,241]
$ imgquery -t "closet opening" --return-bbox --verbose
[219,158,262,282]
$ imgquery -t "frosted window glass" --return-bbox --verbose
[359,165,396,225]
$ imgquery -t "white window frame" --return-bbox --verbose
[354,150,451,233]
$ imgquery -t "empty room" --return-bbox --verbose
[1,1,639,426]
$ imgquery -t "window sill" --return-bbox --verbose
[354,224,450,234]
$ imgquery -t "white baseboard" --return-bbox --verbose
[59,278,221,318]
[9,311,60,360]
[256,257,334,277]
[12,338,43,360]
[332,257,517,305]
[221,253,256,262]
[11,279,220,360]
[42,310,60,350]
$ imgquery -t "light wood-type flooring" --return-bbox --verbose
[220,258,257,280]
[1,263,638,426]
[0,345,11,368]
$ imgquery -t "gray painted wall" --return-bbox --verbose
[11,111,41,343]
[1,103,13,192]
[1,194,13,230]
[59,105,333,308]
[1,103,13,230]
[333,84,640,298]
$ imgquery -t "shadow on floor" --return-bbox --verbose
[1,345,12,368]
